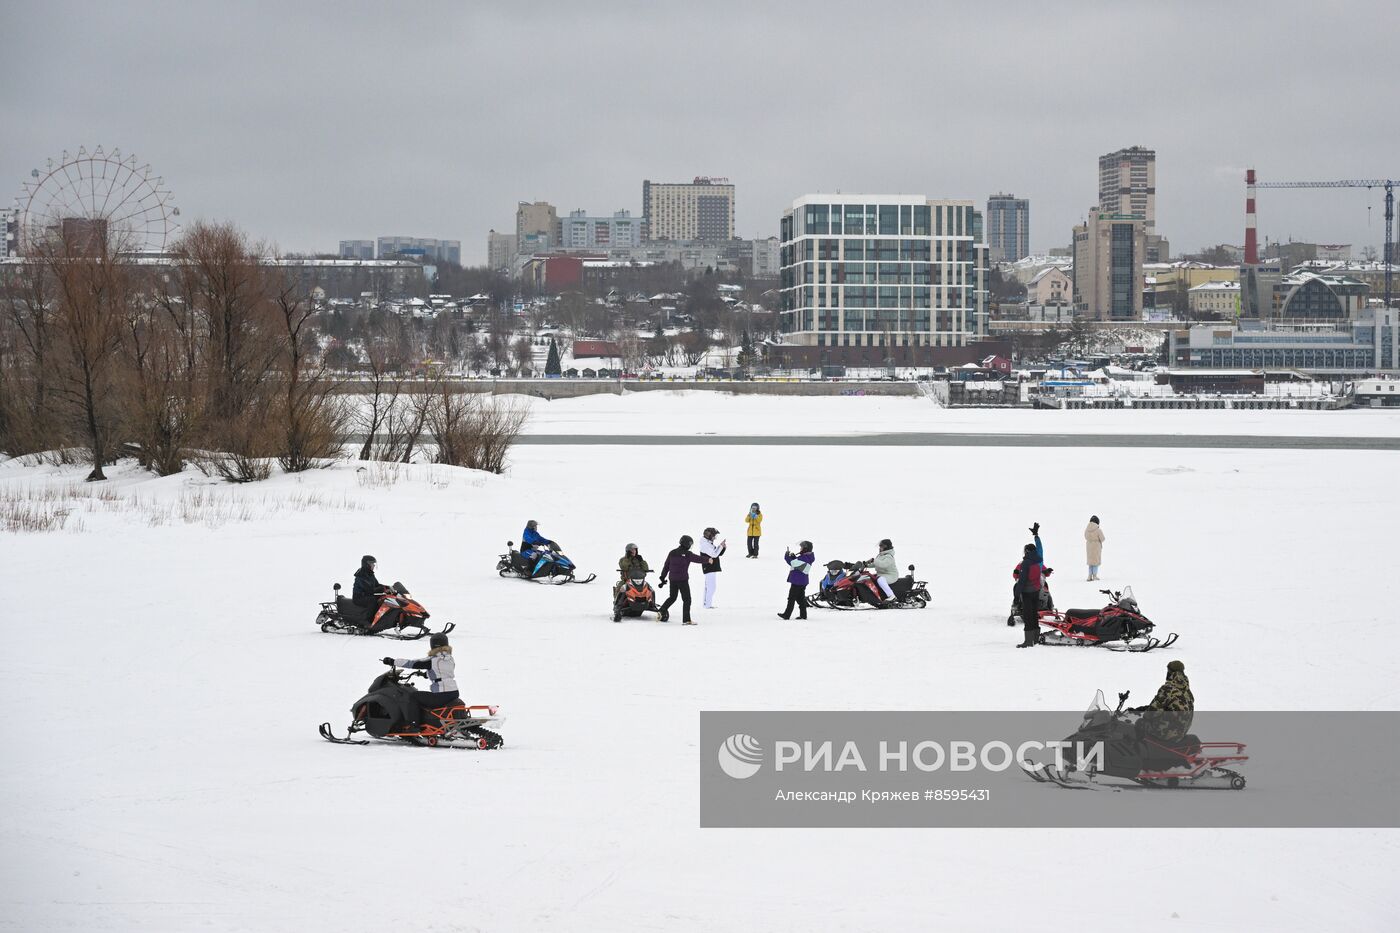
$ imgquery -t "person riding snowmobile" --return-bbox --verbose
[383,632,458,725]
[353,554,402,631]
[1013,524,1045,648]
[818,560,848,595]
[614,543,650,606]
[870,539,899,602]
[521,520,557,561]
[1136,659,1194,744]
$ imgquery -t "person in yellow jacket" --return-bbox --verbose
[744,503,763,558]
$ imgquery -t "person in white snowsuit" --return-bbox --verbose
[384,632,458,721]
[871,539,899,602]
[700,527,727,609]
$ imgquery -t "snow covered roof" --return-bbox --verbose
[1189,280,1241,292]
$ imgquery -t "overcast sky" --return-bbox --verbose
[5,1,1398,264]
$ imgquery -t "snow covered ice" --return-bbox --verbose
[2,402,1397,932]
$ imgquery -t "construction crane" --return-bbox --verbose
[1244,170,1396,309]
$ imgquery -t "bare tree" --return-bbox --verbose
[0,258,59,453]
[41,232,135,480]
[269,271,346,472]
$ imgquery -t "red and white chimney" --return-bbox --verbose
[1244,169,1258,265]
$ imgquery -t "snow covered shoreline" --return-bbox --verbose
[2,442,1396,932]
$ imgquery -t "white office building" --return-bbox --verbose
[778,194,989,356]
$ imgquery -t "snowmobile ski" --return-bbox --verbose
[319,722,369,745]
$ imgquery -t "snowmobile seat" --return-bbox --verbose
[336,596,372,625]
[1064,608,1099,619]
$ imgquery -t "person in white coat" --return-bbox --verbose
[700,527,726,608]
[871,539,898,602]
[1085,516,1106,581]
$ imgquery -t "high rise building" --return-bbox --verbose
[1097,146,1156,231]
[642,177,735,241]
[1072,208,1145,321]
[339,239,375,260]
[560,210,641,249]
[1,208,17,257]
[778,194,989,360]
[487,230,518,271]
[985,193,1029,263]
[515,201,560,249]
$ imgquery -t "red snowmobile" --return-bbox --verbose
[1021,689,1247,789]
[809,560,930,610]
[1034,586,1177,653]
[315,581,454,641]
[612,572,658,622]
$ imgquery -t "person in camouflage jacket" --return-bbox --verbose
[1139,660,1194,744]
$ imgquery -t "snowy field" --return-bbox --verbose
[506,390,1400,438]
[2,433,1398,932]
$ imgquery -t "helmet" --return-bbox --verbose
[526,519,539,529]
[1024,543,1037,556]
[1166,659,1184,673]
[361,554,376,567]
[430,633,450,648]
[879,539,893,551]
[679,534,694,549]
[750,502,760,510]
[825,560,845,571]
[704,527,718,538]
[799,540,813,552]
[625,542,638,553]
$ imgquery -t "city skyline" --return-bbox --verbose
[4,1,1396,265]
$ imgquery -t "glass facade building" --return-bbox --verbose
[985,194,1029,263]
[778,195,988,351]
[1167,309,1400,374]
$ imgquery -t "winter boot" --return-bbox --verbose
[658,609,670,622]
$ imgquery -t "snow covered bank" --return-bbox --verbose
[2,446,1395,932]
[500,390,1400,438]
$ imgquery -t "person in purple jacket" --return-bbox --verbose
[777,541,815,620]
[658,534,707,625]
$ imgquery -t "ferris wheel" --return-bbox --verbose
[16,146,179,255]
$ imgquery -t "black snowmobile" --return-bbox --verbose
[496,541,595,585]
[1020,689,1247,790]
[319,666,503,750]
[315,582,454,640]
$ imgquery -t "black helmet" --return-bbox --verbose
[1024,543,1037,556]
[679,534,694,549]
[825,560,845,571]
[879,538,893,551]
[799,540,813,551]
[361,554,376,567]
[704,527,718,538]
[750,502,760,510]
[430,633,449,648]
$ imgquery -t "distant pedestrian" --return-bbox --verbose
[658,534,705,625]
[777,541,815,620]
[1085,516,1105,581]
[1013,523,1045,648]
[745,503,763,558]
[700,527,726,608]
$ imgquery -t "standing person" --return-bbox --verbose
[699,527,726,609]
[745,503,763,558]
[658,535,705,625]
[871,539,899,603]
[1084,515,1106,581]
[1013,523,1045,648]
[777,541,815,620]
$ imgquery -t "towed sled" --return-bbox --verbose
[319,666,503,750]
[315,581,455,640]
[1014,585,1176,653]
[497,541,595,585]
[1020,689,1246,790]
[809,561,930,610]
[613,573,659,622]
